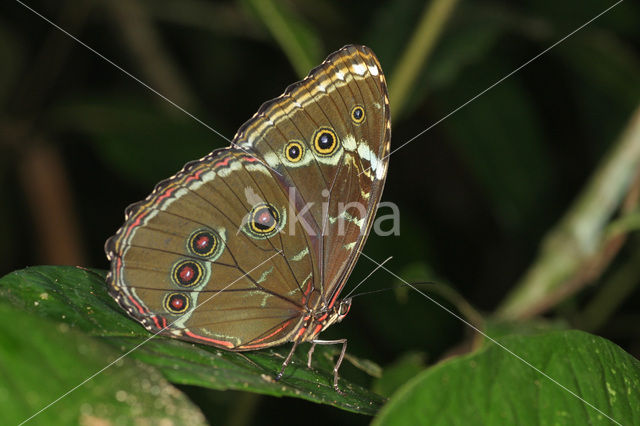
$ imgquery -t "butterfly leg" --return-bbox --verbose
[309,338,347,393]
[307,342,317,368]
[275,340,299,381]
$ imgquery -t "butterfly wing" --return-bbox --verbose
[106,45,390,350]
[106,149,319,349]
[234,45,390,310]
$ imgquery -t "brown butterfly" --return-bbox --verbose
[105,44,390,392]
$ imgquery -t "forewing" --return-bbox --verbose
[233,45,390,308]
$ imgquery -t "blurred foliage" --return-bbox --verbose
[1,0,639,424]
[0,301,207,425]
[0,266,385,415]
[374,331,640,425]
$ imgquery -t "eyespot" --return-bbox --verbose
[172,260,204,288]
[312,127,339,156]
[188,229,220,258]
[351,105,365,124]
[244,203,282,239]
[164,292,190,314]
[284,140,304,163]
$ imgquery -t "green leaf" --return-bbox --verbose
[372,352,427,398]
[242,0,322,78]
[440,65,554,231]
[396,21,502,118]
[373,331,640,425]
[425,21,502,91]
[0,302,205,425]
[0,266,385,415]
[366,1,426,69]
[368,2,505,120]
[559,33,640,149]
[49,96,225,187]
[484,318,570,340]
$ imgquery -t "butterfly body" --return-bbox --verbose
[105,45,390,391]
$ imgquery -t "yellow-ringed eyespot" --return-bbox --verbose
[312,127,339,156]
[244,203,281,239]
[172,260,204,288]
[164,292,190,314]
[351,105,365,124]
[284,140,304,163]
[188,229,219,258]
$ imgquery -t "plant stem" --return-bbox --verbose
[389,0,460,119]
[244,0,321,78]
[496,104,640,320]
[106,0,197,110]
[577,239,640,332]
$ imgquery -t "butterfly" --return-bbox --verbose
[105,44,390,392]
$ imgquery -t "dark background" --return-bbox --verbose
[1,0,639,424]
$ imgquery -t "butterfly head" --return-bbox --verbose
[316,298,352,332]
[336,298,352,322]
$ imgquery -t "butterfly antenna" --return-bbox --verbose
[360,281,484,329]
[349,281,438,299]
[343,256,393,299]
